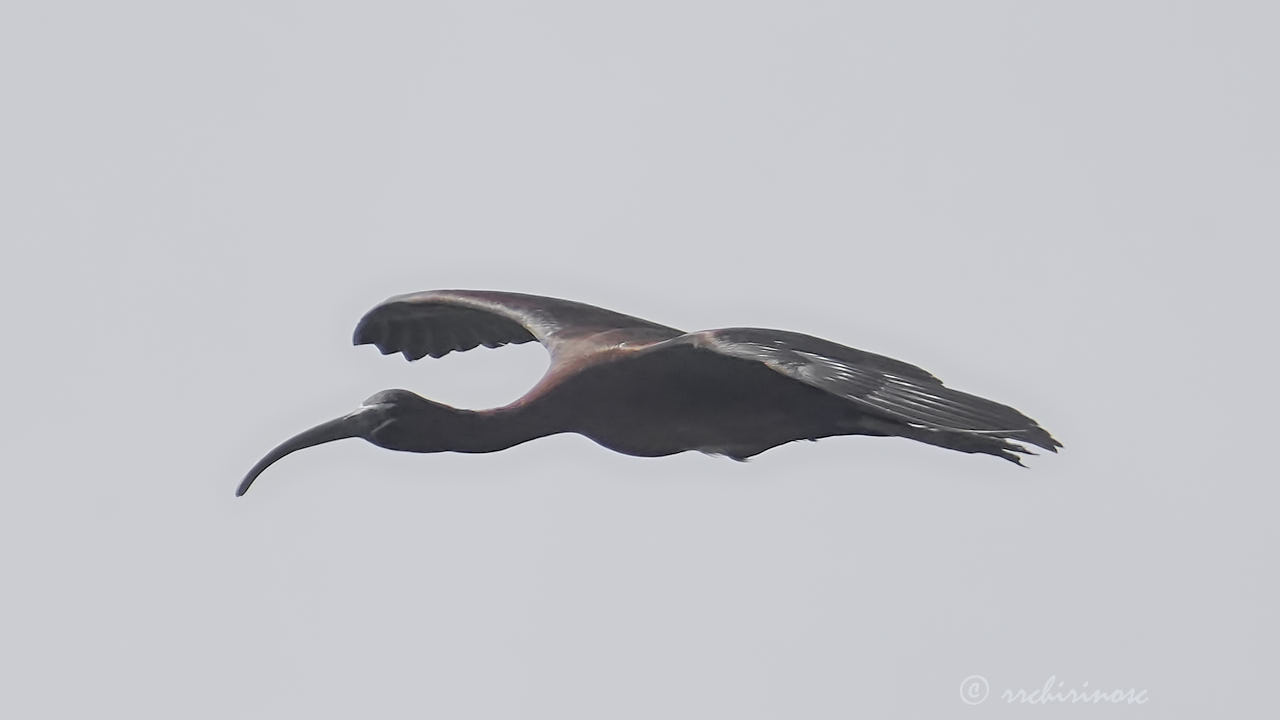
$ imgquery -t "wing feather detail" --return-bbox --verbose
[690,328,1061,452]
[353,289,683,363]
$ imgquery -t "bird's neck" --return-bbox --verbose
[435,403,562,453]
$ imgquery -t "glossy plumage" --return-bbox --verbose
[237,290,1060,496]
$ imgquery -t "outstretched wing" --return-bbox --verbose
[352,289,684,362]
[683,328,1061,452]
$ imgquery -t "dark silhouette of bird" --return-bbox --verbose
[237,290,1060,496]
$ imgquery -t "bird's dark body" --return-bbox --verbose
[237,289,1060,496]
[537,344,863,459]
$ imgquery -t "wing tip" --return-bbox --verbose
[352,315,378,347]
[1016,425,1063,454]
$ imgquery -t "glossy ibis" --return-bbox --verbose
[237,290,1060,496]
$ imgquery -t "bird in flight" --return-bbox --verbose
[237,290,1060,496]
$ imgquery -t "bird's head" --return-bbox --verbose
[236,388,451,497]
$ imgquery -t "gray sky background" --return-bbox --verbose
[2,1,1275,717]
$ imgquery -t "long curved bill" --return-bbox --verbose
[236,409,376,497]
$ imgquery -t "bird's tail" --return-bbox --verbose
[858,416,1050,465]
[907,425,1040,465]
